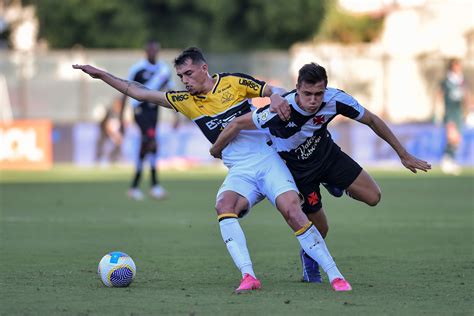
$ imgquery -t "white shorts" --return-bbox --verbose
[216,152,298,212]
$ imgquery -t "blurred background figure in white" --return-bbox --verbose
[438,58,469,175]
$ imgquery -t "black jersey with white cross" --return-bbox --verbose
[251,87,365,181]
[127,60,174,108]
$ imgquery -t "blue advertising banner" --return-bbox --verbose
[68,122,474,168]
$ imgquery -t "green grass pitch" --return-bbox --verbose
[1,166,473,315]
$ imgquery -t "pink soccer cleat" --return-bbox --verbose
[331,278,352,292]
[235,274,261,293]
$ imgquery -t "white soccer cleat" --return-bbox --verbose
[149,185,168,200]
[440,157,461,176]
[128,188,145,201]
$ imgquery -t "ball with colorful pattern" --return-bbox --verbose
[98,251,136,287]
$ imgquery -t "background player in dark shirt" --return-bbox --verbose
[120,40,179,200]
[210,62,431,282]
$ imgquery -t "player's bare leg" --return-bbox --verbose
[346,170,381,206]
[307,209,329,238]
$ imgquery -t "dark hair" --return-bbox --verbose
[145,39,160,48]
[174,47,207,67]
[297,63,328,87]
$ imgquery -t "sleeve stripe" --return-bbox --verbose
[259,83,266,97]
[212,74,222,94]
[282,89,296,98]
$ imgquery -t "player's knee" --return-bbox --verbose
[215,200,236,215]
[283,198,305,222]
[367,189,381,206]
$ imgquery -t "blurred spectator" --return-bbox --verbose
[438,58,468,175]
[95,97,122,165]
[120,39,179,200]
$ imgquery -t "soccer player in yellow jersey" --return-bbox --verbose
[73,47,352,292]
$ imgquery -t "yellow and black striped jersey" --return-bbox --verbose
[166,72,266,143]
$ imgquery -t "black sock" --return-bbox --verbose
[131,170,142,188]
[151,167,158,187]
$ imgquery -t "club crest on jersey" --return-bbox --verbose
[258,111,268,122]
[313,115,325,125]
[221,91,234,103]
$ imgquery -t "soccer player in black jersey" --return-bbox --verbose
[120,40,179,201]
[210,62,431,282]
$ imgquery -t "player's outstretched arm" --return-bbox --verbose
[118,93,128,134]
[210,113,256,159]
[359,109,432,173]
[72,64,172,109]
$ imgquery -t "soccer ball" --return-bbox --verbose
[98,251,136,287]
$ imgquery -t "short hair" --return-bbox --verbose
[297,63,328,87]
[174,47,207,67]
[145,39,160,48]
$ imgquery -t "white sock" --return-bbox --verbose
[296,223,344,282]
[219,216,255,278]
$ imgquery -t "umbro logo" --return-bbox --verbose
[285,121,297,128]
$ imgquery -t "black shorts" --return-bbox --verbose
[134,102,158,132]
[297,150,362,214]
[134,102,159,156]
[139,133,157,156]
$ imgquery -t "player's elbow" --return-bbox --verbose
[131,89,152,102]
